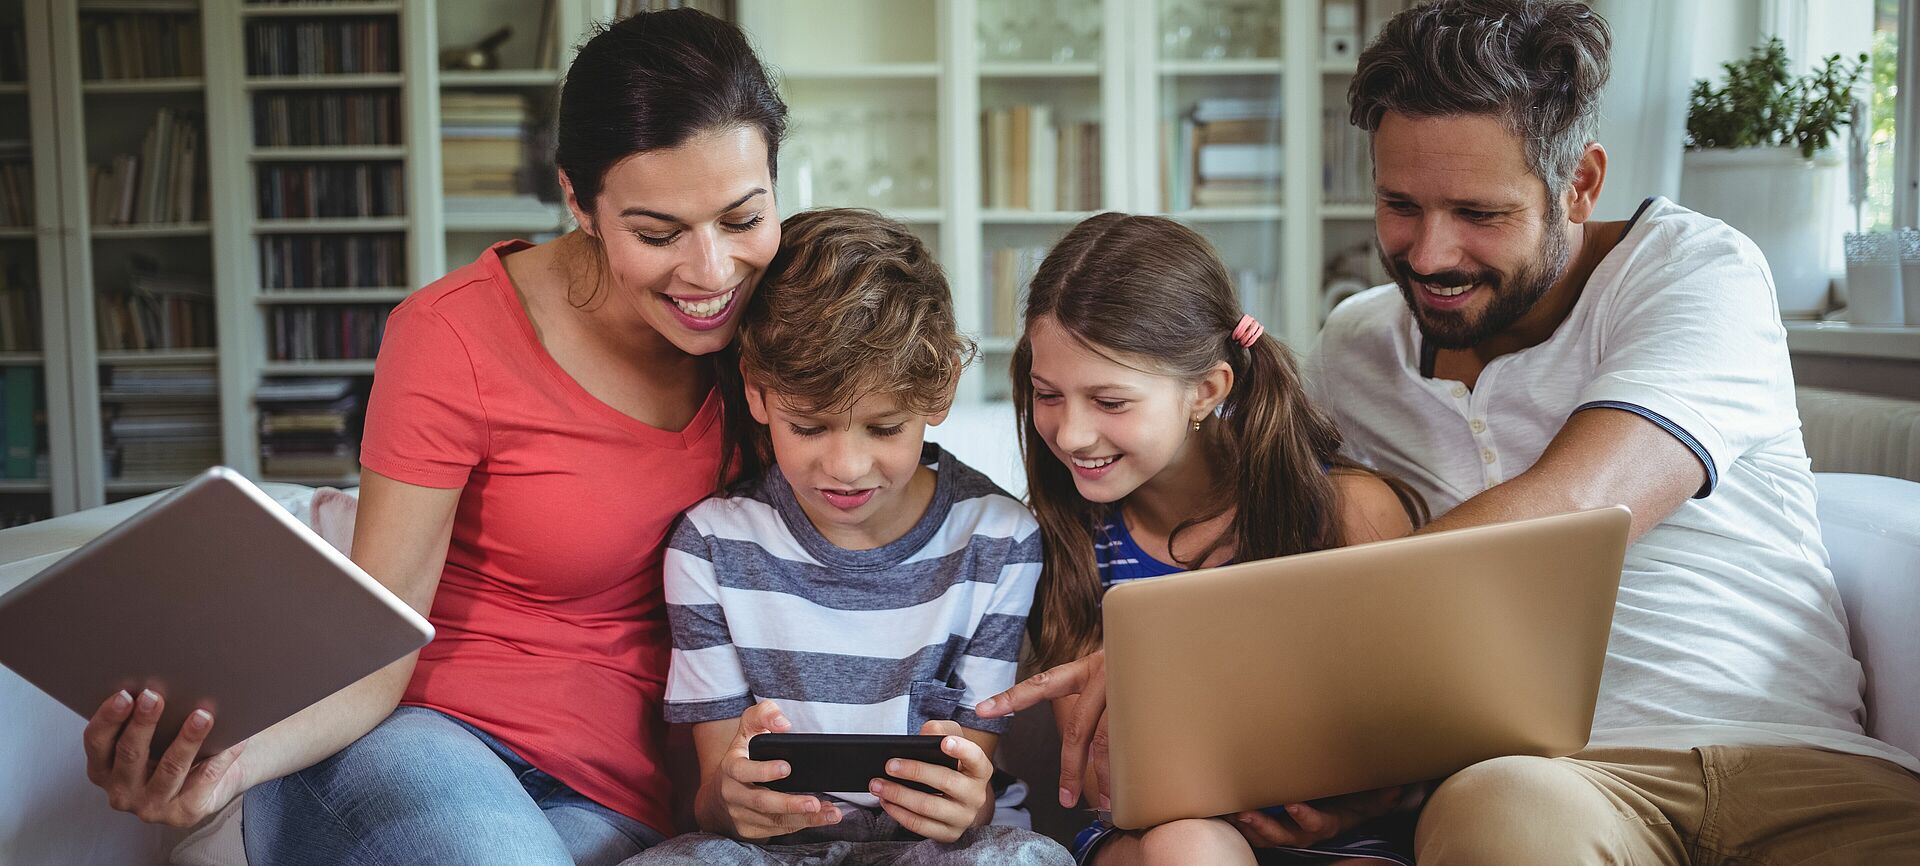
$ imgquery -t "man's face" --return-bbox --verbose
[1371,112,1571,349]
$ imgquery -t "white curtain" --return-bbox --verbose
[1588,0,1702,220]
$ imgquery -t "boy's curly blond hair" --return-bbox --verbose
[739,208,976,417]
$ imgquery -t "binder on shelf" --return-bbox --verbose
[3,366,36,479]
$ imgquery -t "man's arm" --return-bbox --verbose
[1420,406,1706,542]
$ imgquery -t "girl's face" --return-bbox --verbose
[1026,315,1210,504]
[564,124,780,357]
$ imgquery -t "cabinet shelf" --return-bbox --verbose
[244,74,404,90]
[257,288,411,304]
[91,222,212,239]
[83,77,204,94]
[240,2,402,17]
[250,146,406,161]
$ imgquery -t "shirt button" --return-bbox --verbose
[1452,384,1468,398]
[1470,419,1486,433]
[1481,448,1496,464]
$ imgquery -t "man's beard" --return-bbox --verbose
[1383,221,1571,350]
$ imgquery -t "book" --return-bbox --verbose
[3,365,36,478]
[1197,143,1284,181]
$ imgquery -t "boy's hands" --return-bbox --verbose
[711,701,842,840]
[867,720,993,843]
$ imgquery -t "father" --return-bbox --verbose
[1306,0,1920,862]
[982,0,1920,861]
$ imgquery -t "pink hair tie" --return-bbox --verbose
[1231,314,1265,348]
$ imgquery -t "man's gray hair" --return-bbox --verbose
[1348,0,1611,201]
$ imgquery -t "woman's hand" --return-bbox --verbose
[1227,786,1406,849]
[867,720,993,843]
[708,701,842,841]
[976,649,1109,809]
[82,689,250,827]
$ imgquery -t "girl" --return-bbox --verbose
[986,213,1427,865]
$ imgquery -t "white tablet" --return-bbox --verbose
[0,467,433,757]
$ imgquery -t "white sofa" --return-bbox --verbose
[4,467,1918,864]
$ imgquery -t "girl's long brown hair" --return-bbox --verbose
[1015,213,1426,671]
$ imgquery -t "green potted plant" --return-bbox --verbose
[1679,38,1865,317]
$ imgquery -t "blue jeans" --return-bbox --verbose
[243,706,666,866]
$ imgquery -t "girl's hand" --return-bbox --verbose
[82,690,251,827]
[1228,785,1406,849]
[714,701,842,840]
[976,649,1109,808]
[867,720,993,843]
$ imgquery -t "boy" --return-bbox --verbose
[637,209,1070,865]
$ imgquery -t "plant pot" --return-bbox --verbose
[1678,147,1843,318]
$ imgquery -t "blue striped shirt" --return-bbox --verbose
[1094,510,1198,588]
[662,444,1042,805]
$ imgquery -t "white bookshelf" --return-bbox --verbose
[16,0,1393,516]
[36,0,239,508]
[736,0,1384,402]
[0,0,73,522]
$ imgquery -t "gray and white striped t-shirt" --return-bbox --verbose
[663,443,1042,804]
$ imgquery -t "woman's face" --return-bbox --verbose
[568,124,779,357]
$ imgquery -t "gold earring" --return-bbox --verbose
[1191,417,1203,432]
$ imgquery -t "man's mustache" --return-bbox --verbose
[1390,259,1499,290]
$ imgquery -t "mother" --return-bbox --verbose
[75,9,783,865]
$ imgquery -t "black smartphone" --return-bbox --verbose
[748,733,957,795]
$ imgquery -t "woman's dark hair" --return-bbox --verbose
[1014,213,1428,670]
[555,8,787,492]
[556,7,787,213]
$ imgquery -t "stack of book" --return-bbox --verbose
[97,365,219,481]
[95,260,214,352]
[87,109,202,226]
[441,92,530,198]
[985,245,1048,338]
[0,251,39,353]
[260,233,406,290]
[245,18,399,77]
[980,105,1101,212]
[257,376,362,479]
[1164,98,1283,211]
[0,139,29,227]
[269,304,392,361]
[105,403,221,480]
[253,92,401,147]
[80,11,202,80]
[98,364,217,400]
[256,162,404,219]
[1322,106,1371,206]
[1,366,42,480]
[1193,99,1281,209]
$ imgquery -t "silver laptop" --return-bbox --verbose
[1102,506,1630,829]
[0,467,433,756]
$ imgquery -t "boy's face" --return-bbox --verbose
[746,385,951,550]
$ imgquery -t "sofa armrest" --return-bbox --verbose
[1816,473,1920,760]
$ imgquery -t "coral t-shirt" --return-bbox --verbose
[360,240,723,832]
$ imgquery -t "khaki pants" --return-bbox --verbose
[1415,746,1920,865]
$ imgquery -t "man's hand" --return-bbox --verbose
[977,649,1109,808]
[1228,786,1405,849]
